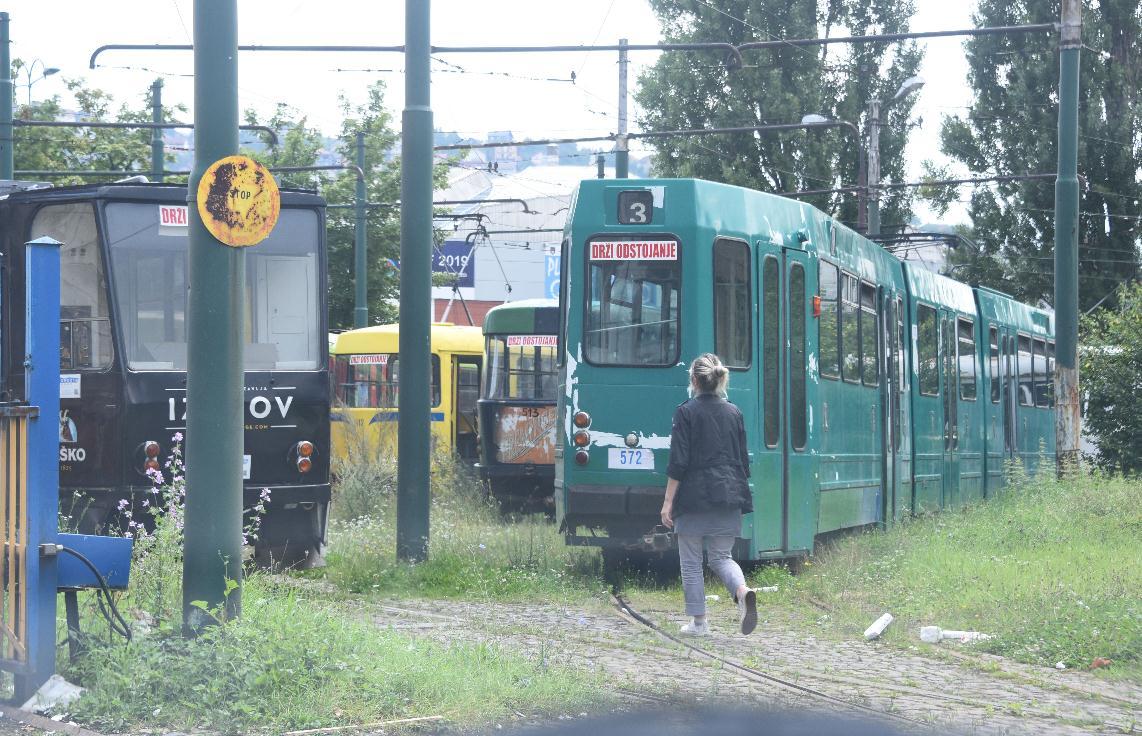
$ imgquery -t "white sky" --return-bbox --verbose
[10,0,975,217]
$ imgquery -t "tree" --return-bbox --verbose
[1080,281,1142,472]
[12,62,183,182]
[635,0,923,230]
[939,0,1141,310]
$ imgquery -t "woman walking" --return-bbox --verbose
[660,353,756,636]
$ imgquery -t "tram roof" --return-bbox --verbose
[483,299,559,335]
[331,322,483,355]
[0,181,325,207]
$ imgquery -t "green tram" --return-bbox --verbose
[555,178,1055,561]
[477,299,560,509]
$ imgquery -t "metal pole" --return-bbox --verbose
[1054,0,1082,471]
[15,236,61,703]
[183,0,243,631]
[151,79,164,183]
[0,12,12,179]
[397,0,432,562]
[354,130,368,328]
[597,152,605,178]
[616,38,629,179]
[867,100,882,235]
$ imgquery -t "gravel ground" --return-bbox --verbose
[364,594,1141,736]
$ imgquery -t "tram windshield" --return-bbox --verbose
[104,203,322,371]
[330,353,441,408]
[484,335,558,401]
[585,252,680,366]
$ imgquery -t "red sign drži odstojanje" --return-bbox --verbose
[589,240,678,261]
[505,335,558,348]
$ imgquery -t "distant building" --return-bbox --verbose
[431,164,610,325]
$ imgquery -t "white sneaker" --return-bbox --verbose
[679,619,710,636]
[738,588,757,635]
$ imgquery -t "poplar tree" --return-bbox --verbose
[939,0,1141,309]
[635,0,923,231]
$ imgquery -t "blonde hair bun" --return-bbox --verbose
[689,353,729,396]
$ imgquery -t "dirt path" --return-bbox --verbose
[364,594,1140,736]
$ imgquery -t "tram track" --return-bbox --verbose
[609,593,1135,735]
[610,592,936,732]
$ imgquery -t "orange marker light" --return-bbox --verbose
[297,457,313,473]
[574,450,589,466]
[573,430,590,447]
[144,441,161,458]
[296,440,315,458]
[573,411,591,428]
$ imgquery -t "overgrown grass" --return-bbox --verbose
[327,450,606,600]
[796,465,1141,679]
[59,442,609,734]
[66,578,605,734]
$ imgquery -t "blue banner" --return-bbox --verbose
[545,253,561,300]
[434,240,475,288]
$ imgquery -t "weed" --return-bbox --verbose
[793,465,1141,681]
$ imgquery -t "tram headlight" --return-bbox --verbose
[297,456,313,473]
[574,450,589,466]
[144,441,161,458]
[573,430,590,447]
[296,440,314,458]
[624,432,638,448]
[573,411,591,428]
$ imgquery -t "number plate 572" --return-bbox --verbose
[607,448,653,469]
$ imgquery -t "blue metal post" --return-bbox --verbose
[15,237,61,702]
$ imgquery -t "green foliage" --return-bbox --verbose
[13,63,184,183]
[1080,281,1142,472]
[797,467,1142,678]
[936,0,1141,309]
[326,443,603,600]
[636,0,923,230]
[66,579,604,734]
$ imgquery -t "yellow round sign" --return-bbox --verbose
[196,155,280,247]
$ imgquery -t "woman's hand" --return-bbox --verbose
[660,500,674,529]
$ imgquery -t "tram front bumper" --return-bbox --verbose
[560,483,667,549]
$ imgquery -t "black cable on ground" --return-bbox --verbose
[58,546,133,641]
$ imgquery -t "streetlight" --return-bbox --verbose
[868,75,925,235]
[23,59,60,106]
[801,113,868,232]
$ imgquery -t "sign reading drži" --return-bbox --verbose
[196,155,281,247]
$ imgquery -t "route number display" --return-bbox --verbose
[618,190,654,225]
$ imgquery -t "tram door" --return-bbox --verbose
[453,356,482,461]
[754,245,815,554]
[881,291,906,523]
[939,310,961,508]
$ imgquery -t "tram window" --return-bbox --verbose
[1046,341,1056,407]
[859,281,878,387]
[32,203,114,371]
[485,337,558,401]
[1017,334,1033,406]
[762,257,780,448]
[331,353,441,408]
[917,304,939,396]
[1033,338,1048,408]
[557,238,568,368]
[989,327,1000,403]
[105,204,321,371]
[789,263,807,449]
[713,239,751,369]
[957,317,977,400]
[898,296,907,393]
[840,273,859,383]
[818,262,839,380]
[585,250,679,366]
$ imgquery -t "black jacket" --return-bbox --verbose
[666,394,753,515]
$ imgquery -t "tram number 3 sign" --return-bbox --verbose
[196,155,281,247]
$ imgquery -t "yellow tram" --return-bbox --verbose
[330,323,483,464]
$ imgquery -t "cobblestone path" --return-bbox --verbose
[365,595,1140,736]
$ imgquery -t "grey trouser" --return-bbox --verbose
[676,533,746,616]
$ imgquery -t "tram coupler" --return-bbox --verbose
[641,526,673,552]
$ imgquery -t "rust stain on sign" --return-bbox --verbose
[196,155,280,247]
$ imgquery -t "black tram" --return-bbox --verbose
[0,181,330,567]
